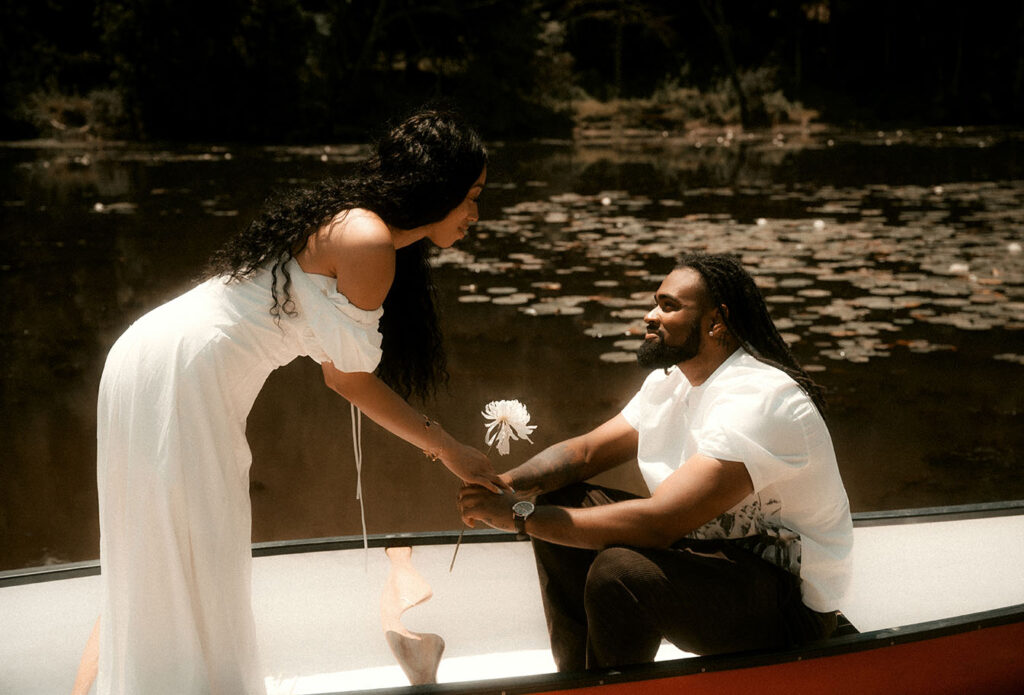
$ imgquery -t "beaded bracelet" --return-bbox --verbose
[421,415,441,461]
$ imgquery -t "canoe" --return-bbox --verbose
[2,500,1022,694]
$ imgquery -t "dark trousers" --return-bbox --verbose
[532,483,837,671]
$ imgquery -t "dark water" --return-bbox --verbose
[1,128,1022,571]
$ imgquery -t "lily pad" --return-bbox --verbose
[521,302,584,317]
[599,351,638,363]
[584,322,643,338]
[492,293,535,305]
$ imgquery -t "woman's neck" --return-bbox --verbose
[390,225,427,249]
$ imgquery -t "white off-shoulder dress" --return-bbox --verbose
[95,259,382,695]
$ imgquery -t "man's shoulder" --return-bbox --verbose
[712,355,814,419]
[638,366,683,389]
[626,368,686,412]
[716,352,798,391]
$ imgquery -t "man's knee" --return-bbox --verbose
[583,548,664,667]
[584,547,649,605]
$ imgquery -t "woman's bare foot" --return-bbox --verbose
[381,547,445,684]
[384,630,445,685]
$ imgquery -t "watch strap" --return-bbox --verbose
[514,513,528,539]
[513,501,535,540]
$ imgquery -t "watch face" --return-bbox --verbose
[512,500,535,517]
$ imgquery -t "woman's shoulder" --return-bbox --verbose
[317,208,395,310]
[299,209,394,271]
[325,208,392,248]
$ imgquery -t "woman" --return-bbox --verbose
[84,109,503,694]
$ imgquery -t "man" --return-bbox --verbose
[458,253,853,671]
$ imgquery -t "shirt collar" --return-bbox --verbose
[685,347,745,391]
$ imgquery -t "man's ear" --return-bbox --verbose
[707,304,731,343]
[713,304,730,327]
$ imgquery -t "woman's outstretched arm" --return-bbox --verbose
[322,364,506,493]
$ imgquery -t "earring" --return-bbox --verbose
[708,330,713,336]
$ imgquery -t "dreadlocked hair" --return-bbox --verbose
[205,107,486,401]
[678,252,828,415]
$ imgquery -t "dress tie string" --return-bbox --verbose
[350,403,368,569]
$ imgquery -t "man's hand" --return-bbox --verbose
[457,486,518,533]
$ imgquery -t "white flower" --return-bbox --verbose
[482,399,537,456]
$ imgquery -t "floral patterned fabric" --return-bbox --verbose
[688,496,802,578]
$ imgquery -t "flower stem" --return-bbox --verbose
[449,528,465,573]
[450,443,494,572]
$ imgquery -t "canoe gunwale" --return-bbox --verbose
[325,602,1024,695]
[851,498,1024,526]
[2,499,1022,588]
[0,558,100,587]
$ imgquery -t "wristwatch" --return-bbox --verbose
[512,500,536,540]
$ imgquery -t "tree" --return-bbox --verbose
[96,0,313,140]
[559,0,675,99]
[697,0,753,128]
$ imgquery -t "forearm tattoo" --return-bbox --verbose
[506,441,585,497]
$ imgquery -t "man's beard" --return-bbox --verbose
[636,322,702,369]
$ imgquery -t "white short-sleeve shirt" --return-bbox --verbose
[621,349,853,612]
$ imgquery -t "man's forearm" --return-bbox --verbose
[525,499,672,550]
[504,439,588,497]
[505,415,638,497]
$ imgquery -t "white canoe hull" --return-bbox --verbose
[2,502,1023,694]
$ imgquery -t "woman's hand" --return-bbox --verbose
[438,439,509,494]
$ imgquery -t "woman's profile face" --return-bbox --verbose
[424,166,487,248]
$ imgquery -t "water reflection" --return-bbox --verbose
[445,183,1023,365]
[1,130,1021,570]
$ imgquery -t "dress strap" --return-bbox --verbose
[350,403,369,568]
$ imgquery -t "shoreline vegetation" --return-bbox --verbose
[9,67,1011,150]
[15,99,821,147]
[13,64,820,146]
[0,73,839,148]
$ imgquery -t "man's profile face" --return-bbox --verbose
[637,268,709,369]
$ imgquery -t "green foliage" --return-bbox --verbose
[0,0,108,138]
[706,67,807,126]
[93,0,313,140]
[16,88,129,140]
[1,0,1021,140]
[574,66,811,133]
[86,0,574,140]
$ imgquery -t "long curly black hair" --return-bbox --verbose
[206,108,488,401]
[678,252,828,415]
